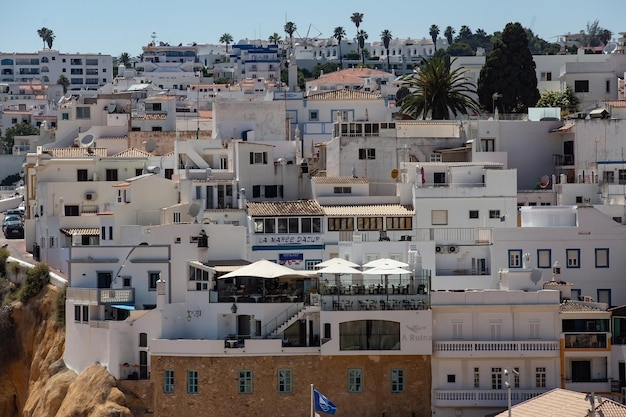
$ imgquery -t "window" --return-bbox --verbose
[76,107,91,119]
[469,210,479,219]
[491,368,502,389]
[535,367,546,388]
[301,217,321,234]
[149,272,160,290]
[64,205,80,216]
[606,79,610,94]
[62,113,69,120]
[489,210,501,219]
[305,260,322,270]
[347,368,362,393]
[595,248,609,268]
[619,170,626,185]
[151,126,162,132]
[566,249,580,268]
[77,169,88,181]
[186,370,198,394]
[139,333,148,347]
[250,151,268,165]
[386,217,412,230]
[481,138,495,152]
[447,374,456,383]
[277,218,299,234]
[328,217,354,231]
[277,369,292,393]
[574,80,589,93]
[164,370,174,393]
[309,110,319,121]
[105,169,118,181]
[238,370,253,394]
[473,367,480,388]
[514,367,520,388]
[490,321,502,341]
[358,148,376,160]
[333,186,352,194]
[452,321,463,339]
[82,305,89,322]
[537,249,551,268]
[597,289,611,306]
[339,320,400,350]
[529,320,540,339]
[324,323,331,339]
[391,369,404,393]
[74,305,81,322]
[433,172,446,185]
[509,249,522,268]
[540,72,552,81]
[431,210,448,225]
[357,217,383,231]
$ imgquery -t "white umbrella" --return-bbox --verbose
[363,265,411,300]
[362,258,409,269]
[315,257,360,269]
[219,259,308,279]
[317,264,362,303]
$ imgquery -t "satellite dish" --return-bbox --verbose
[539,175,550,189]
[530,269,543,285]
[80,134,95,147]
[603,42,617,54]
[145,139,156,153]
[188,202,200,219]
[108,100,117,113]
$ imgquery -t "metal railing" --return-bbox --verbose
[261,303,303,338]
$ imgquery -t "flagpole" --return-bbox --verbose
[310,384,314,417]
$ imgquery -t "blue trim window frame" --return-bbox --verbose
[391,368,405,393]
[238,370,253,394]
[309,110,319,121]
[571,288,581,301]
[164,370,174,394]
[597,289,611,306]
[566,249,580,268]
[187,370,198,394]
[537,249,551,268]
[348,368,363,393]
[508,249,523,268]
[277,368,292,394]
[595,248,609,268]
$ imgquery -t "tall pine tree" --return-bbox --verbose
[477,22,539,113]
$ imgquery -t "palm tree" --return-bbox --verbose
[429,25,440,51]
[380,29,392,72]
[350,12,364,56]
[45,30,55,49]
[284,21,297,49]
[333,26,346,68]
[37,27,54,49]
[357,30,368,65]
[117,52,131,66]
[397,56,479,120]
[219,33,233,53]
[268,32,282,45]
[57,75,70,94]
[444,26,455,45]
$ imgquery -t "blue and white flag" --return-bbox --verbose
[313,388,337,415]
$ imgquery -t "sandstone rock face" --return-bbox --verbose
[0,285,143,417]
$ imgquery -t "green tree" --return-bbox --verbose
[444,26,455,45]
[268,32,282,45]
[380,29,392,72]
[477,22,540,113]
[333,26,347,69]
[357,30,368,64]
[446,41,474,56]
[582,19,610,48]
[536,86,579,115]
[429,25,440,51]
[351,12,364,55]
[57,74,70,94]
[312,62,339,78]
[2,123,39,154]
[219,33,233,52]
[117,52,131,66]
[284,21,297,49]
[398,56,479,120]
[37,27,54,49]
[457,25,473,42]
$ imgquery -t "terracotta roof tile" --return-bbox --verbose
[322,204,414,216]
[246,200,325,216]
[312,176,368,184]
[559,300,605,312]
[307,89,382,100]
[113,147,152,158]
[42,147,108,158]
[60,228,100,236]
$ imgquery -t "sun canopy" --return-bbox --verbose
[315,257,360,268]
[362,265,411,276]
[218,259,308,279]
[317,264,362,275]
[362,258,409,269]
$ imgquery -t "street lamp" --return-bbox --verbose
[503,368,519,417]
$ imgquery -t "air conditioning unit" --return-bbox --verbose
[582,295,595,302]
[85,192,97,201]
[435,245,444,253]
[447,245,459,253]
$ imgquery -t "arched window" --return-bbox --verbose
[41,66,49,73]
[41,56,49,63]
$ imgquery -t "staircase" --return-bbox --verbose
[265,304,318,339]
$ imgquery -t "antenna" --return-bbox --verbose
[603,42,617,54]
[108,100,117,113]
[188,202,200,223]
[539,175,550,189]
[80,134,95,148]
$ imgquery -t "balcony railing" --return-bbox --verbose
[67,287,135,305]
[338,228,492,244]
[434,340,559,357]
[564,333,608,349]
[433,389,546,407]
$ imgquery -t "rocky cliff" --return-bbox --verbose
[0,285,149,417]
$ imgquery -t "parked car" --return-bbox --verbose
[6,208,23,218]
[2,214,23,238]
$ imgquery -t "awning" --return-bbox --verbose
[60,228,100,237]
[111,304,135,311]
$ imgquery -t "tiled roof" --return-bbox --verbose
[60,228,100,237]
[113,147,152,158]
[321,67,391,80]
[494,388,626,417]
[549,124,574,133]
[322,204,415,216]
[311,176,368,184]
[307,89,382,100]
[132,113,167,120]
[246,200,325,216]
[605,100,626,108]
[559,300,605,313]
[42,147,108,157]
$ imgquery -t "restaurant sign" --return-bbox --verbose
[255,234,323,245]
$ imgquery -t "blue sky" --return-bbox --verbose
[1,0,622,58]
